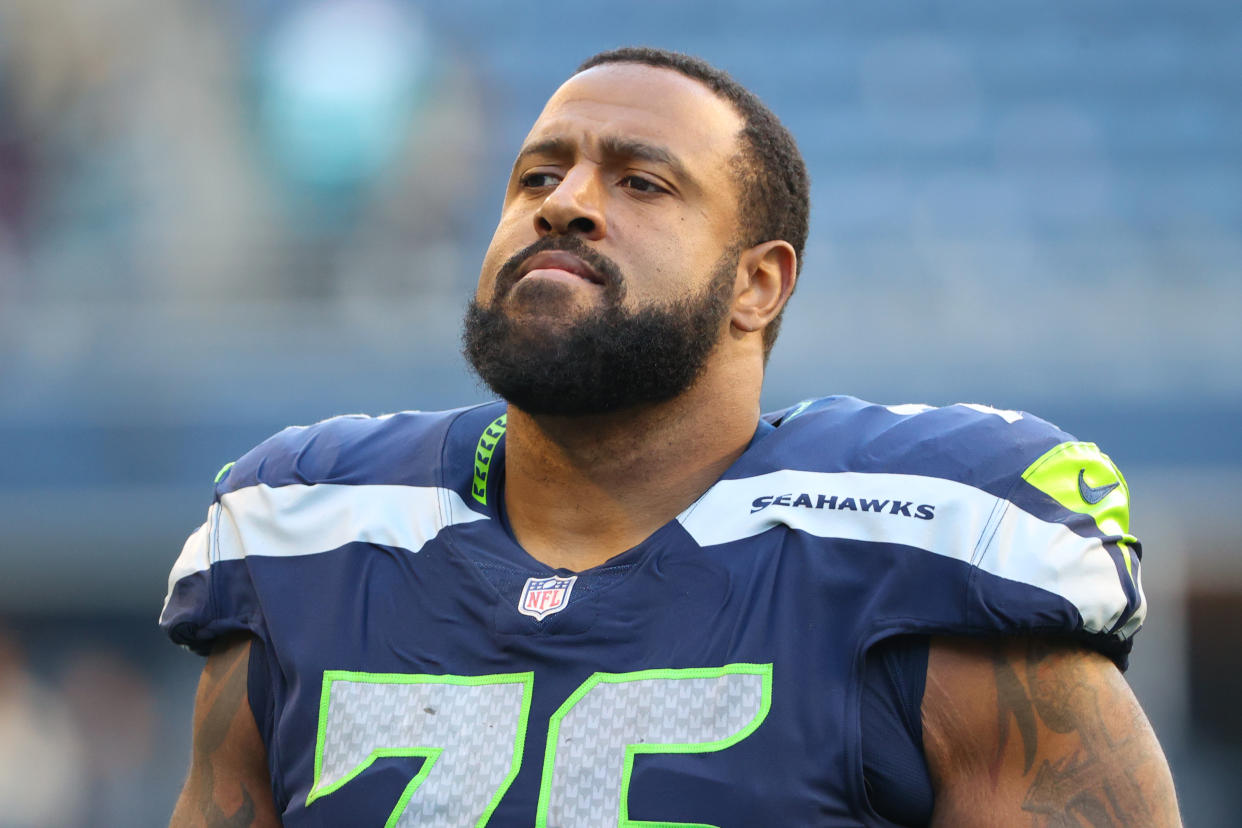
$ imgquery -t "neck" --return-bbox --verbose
[502,354,761,571]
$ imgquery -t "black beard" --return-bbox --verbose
[462,238,736,416]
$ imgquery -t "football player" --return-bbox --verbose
[164,48,1180,826]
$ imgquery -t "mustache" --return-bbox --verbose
[492,235,624,301]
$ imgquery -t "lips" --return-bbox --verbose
[517,250,604,285]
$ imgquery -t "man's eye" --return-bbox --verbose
[519,172,559,189]
[620,175,667,194]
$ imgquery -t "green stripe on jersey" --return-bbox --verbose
[214,461,236,484]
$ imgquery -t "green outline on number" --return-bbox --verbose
[535,663,774,828]
[307,669,535,827]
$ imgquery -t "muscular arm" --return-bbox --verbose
[170,635,281,828]
[923,636,1181,827]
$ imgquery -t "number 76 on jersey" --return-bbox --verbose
[309,663,772,827]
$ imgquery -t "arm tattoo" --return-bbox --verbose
[992,640,1149,827]
[192,642,260,826]
[990,654,1038,784]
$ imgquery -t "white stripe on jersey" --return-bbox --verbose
[162,510,216,621]
[160,484,488,623]
[677,470,1141,637]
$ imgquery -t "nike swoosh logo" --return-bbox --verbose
[1078,468,1119,505]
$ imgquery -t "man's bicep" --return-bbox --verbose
[170,634,281,828]
[922,636,1181,827]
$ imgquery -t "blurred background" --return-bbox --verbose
[0,0,1238,824]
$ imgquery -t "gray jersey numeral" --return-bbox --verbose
[308,664,771,828]
[538,665,772,827]
[309,671,534,827]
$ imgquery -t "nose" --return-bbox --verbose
[534,166,606,240]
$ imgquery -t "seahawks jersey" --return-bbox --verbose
[160,396,1144,827]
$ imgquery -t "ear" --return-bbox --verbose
[731,240,797,335]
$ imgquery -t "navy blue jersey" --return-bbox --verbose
[161,396,1144,827]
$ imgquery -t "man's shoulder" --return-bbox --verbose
[213,402,505,495]
[744,396,1144,665]
[758,395,1077,494]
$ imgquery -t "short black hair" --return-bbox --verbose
[576,47,810,354]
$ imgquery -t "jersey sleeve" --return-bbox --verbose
[159,457,269,656]
[157,409,468,656]
[158,422,314,656]
[960,411,1145,669]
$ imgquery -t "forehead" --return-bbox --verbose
[523,63,745,172]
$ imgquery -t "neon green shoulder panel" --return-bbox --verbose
[1021,441,1137,577]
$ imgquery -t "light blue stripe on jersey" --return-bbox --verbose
[677,469,1142,639]
[160,483,489,623]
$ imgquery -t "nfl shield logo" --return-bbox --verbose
[518,574,577,620]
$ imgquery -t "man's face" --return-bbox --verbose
[464,63,748,415]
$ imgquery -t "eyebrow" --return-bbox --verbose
[512,135,698,190]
